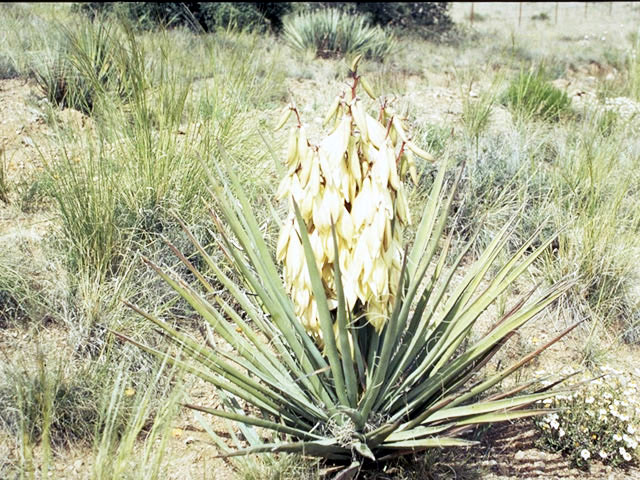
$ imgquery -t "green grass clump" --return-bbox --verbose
[42,25,284,281]
[0,353,98,447]
[503,68,571,122]
[626,35,640,101]
[283,8,395,61]
[542,109,640,341]
[0,150,9,204]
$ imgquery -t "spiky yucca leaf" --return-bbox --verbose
[122,73,577,475]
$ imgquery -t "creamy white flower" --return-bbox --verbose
[599,450,608,459]
[613,434,622,442]
[580,449,591,460]
[585,396,595,404]
[558,428,565,438]
[627,425,636,435]
[550,420,559,430]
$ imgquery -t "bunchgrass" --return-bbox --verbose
[543,107,640,340]
[459,73,502,158]
[503,67,571,123]
[41,23,285,282]
[0,149,9,205]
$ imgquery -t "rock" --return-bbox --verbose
[514,450,526,460]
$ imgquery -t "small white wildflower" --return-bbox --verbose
[599,450,608,459]
[585,396,595,404]
[613,434,622,442]
[619,447,632,462]
[550,420,560,430]
[586,410,594,417]
[559,428,565,438]
[599,408,607,416]
[623,434,638,450]
[603,392,613,400]
[627,425,636,435]
[580,449,591,460]
[543,397,553,405]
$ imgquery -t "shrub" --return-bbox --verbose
[503,68,571,122]
[73,2,292,32]
[309,2,454,37]
[121,64,575,476]
[200,3,292,32]
[536,367,640,469]
[531,12,550,21]
[283,8,395,61]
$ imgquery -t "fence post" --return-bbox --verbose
[518,2,522,27]
[470,2,474,25]
[555,3,558,25]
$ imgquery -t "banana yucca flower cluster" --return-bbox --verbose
[275,66,434,341]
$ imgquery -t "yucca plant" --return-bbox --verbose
[283,8,395,61]
[118,59,578,476]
